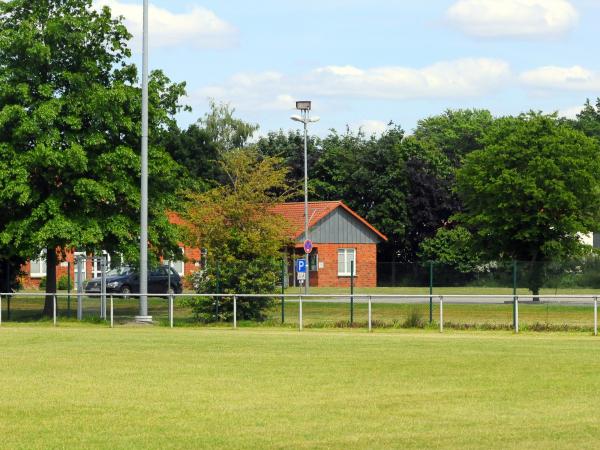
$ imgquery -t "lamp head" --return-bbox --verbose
[290,115,304,123]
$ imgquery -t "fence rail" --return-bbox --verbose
[1,292,599,335]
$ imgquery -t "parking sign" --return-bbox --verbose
[296,259,306,273]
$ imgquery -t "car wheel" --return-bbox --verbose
[120,285,131,300]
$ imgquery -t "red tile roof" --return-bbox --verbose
[270,201,387,242]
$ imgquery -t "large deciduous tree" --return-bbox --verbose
[161,101,258,190]
[0,0,186,314]
[455,112,600,295]
[311,126,408,261]
[181,148,292,322]
[573,98,600,143]
[256,129,322,201]
[413,109,493,167]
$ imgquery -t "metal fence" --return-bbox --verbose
[377,259,600,291]
[1,292,599,335]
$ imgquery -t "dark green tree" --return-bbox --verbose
[162,101,259,190]
[573,98,600,142]
[0,0,186,314]
[455,112,600,296]
[311,126,407,261]
[419,226,481,273]
[413,109,494,167]
[398,137,460,262]
[256,129,322,201]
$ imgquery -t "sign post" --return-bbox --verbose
[296,259,306,288]
[303,240,313,254]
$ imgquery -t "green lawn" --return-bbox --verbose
[2,326,600,448]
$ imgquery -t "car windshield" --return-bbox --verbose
[106,266,134,277]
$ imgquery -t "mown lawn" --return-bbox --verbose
[1,326,600,449]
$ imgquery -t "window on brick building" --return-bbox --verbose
[337,248,356,276]
[170,247,185,276]
[30,250,47,278]
[309,252,318,271]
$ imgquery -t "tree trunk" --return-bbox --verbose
[43,247,57,317]
[0,261,9,293]
[529,260,543,302]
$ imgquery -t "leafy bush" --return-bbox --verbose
[39,275,72,290]
[403,308,425,328]
[186,258,278,322]
[58,274,72,290]
[181,148,292,323]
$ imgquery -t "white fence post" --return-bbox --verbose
[594,297,597,337]
[53,294,57,327]
[439,296,443,333]
[110,295,114,328]
[169,294,173,329]
[0,294,2,326]
[299,296,303,331]
[368,296,372,333]
[233,296,237,329]
[515,296,519,334]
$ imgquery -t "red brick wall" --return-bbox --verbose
[21,250,95,289]
[21,242,379,289]
[21,246,202,290]
[299,243,377,288]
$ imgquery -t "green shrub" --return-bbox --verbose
[188,259,278,322]
[38,275,72,290]
[403,308,425,328]
[58,274,72,290]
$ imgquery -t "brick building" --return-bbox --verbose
[271,201,387,288]
[20,201,385,289]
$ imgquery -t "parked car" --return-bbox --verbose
[84,265,183,296]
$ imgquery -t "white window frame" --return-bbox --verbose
[337,248,356,277]
[92,251,111,279]
[170,247,185,276]
[74,251,87,281]
[30,250,47,278]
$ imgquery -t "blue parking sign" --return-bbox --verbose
[296,259,306,273]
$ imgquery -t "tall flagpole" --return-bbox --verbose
[137,0,150,322]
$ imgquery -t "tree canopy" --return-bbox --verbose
[455,112,600,293]
[181,148,292,321]
[0,0,186,310]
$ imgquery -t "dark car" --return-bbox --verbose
[84,265,183,296]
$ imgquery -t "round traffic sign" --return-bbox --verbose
[303,239,313,254]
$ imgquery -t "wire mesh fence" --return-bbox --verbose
[377,258,600,294]
[1,292,599,335]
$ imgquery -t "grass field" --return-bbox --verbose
[2,326,600,449]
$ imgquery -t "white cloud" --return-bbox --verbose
[191,72,297,112]
[308,59,511,99]
[446,0,578,38]
[192,58,512,112]
[353,120,389,136]
[95,0,237,50]
[558,105,583,119]
[520,65,600,90]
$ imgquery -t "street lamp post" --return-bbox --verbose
[291,101,319,295]
[136,0,151,323]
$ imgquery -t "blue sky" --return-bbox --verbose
[98,0,600,136]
